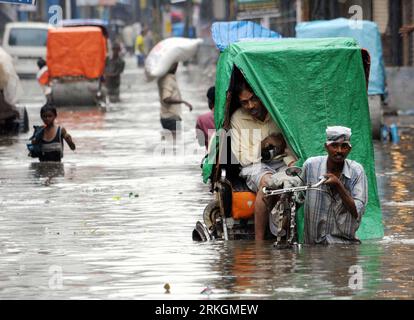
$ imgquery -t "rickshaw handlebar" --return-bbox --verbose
[263,177,328,197]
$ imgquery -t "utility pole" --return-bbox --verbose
[65,0,72,19]
[296,0,310,22]
[184,0,193,37]
[226,0,237,20]
[296,0,302,23]
[153,0,162,42]
[389,0,402,66]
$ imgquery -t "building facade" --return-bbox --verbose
[228,0,414,67]
[299,0,414,67]
[1,0,413,66]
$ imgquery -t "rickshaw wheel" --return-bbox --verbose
[203,200,220,230]
[20,107,29,133]
[192,221,212,242]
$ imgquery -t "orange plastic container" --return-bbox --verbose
[232,191,256,220]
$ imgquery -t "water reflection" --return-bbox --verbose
[55,107,106,131]
[389,146,408,202]
[29,162,65,181]
[0,136,17,148]
[377,124,414,239]
[206,242,385,300]
[205,241,384,299]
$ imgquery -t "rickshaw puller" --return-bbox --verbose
[301,126,368,245]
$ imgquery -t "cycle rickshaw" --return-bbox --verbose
[193,37,383,245]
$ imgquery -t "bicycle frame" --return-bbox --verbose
[263,178,327,247]
[262,178,327,197]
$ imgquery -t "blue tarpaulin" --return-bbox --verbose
[212,21,281,52]
[296,18,385,95]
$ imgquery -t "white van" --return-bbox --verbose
[2,22,51,76]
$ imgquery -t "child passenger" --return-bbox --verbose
[32,104,76,162]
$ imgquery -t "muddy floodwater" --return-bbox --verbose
[0,58,413,299]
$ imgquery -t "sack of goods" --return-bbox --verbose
[145,37,203,81]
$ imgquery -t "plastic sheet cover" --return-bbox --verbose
[296,18,385,95]
[47,26,107,79]
[212,21,281,52]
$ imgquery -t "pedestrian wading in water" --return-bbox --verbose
[105,42,125,103]
[157,62,193,141]
[29,104,76,162]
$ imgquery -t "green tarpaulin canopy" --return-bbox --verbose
[203,37,384,241]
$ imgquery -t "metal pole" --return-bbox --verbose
[403,32,409,66]
[185,0,192,37]
[152,0,162,42]
[228,0,237,20]
[390,0,403,66]
[65,0,71,19]
[296,0,303,23]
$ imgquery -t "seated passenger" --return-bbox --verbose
[230,78,298,241]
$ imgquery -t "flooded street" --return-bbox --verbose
[0,57,413,300]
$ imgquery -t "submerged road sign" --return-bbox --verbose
[0,0,36,5]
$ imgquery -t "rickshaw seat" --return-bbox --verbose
[230,174,251,192]
[215,128,256,220]
[218,164,256,220]
[231,180,256,220]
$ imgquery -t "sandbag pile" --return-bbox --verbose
[145,37,203,81]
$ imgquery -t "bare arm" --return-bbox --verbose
[61,127,76,151]
[163,97,193,111]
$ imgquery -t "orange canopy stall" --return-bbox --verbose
[47,26,107,79]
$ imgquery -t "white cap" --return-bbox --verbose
[326,126,352,145]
